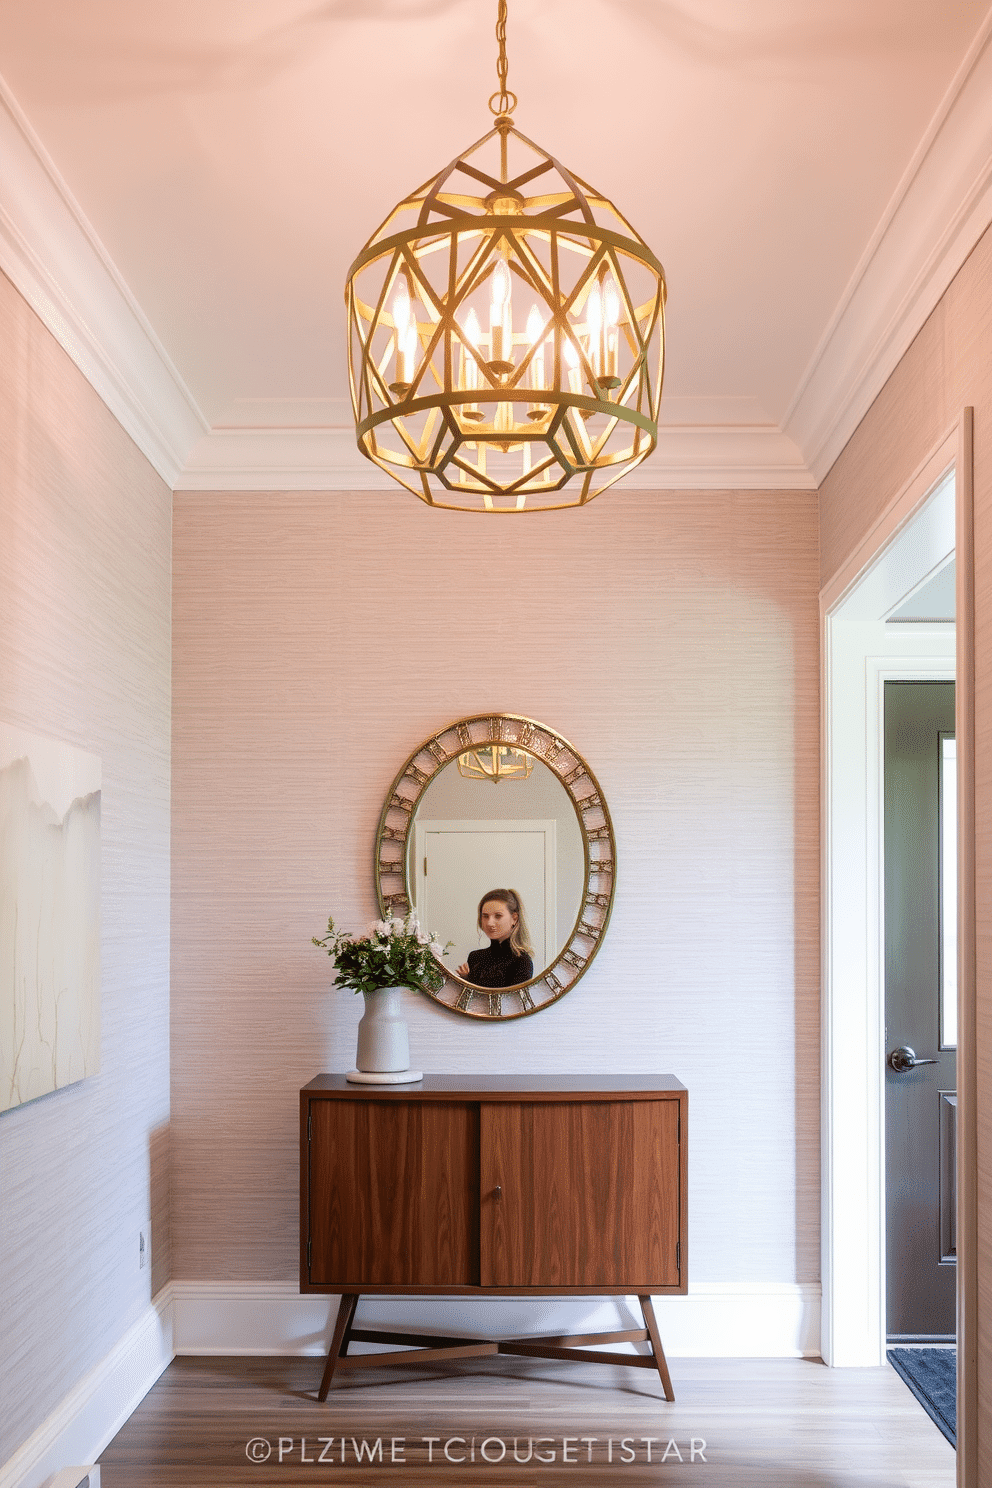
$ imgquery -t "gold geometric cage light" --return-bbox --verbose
[457,744,535,782]
[345,1,667,512]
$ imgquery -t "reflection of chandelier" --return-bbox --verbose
[457,745,535,783]
[344,0,666,512]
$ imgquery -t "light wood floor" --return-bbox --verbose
[97,1353,954,1487]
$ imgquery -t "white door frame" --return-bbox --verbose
[820,409,976,1483]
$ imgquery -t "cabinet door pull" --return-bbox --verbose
[493,1184,502,1200]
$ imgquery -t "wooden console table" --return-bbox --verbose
[300,1074,687,1399]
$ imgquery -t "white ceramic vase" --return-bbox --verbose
[356,985,410,1072]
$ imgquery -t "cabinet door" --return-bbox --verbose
[308,1100,479,1286]
[480,1100,681,1288]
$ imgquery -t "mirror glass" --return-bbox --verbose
[408,749,584,987]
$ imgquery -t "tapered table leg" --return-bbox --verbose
[639,1294,675,1401]
[318,1292,359,1400]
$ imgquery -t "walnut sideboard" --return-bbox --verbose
[300,1073,687,1399]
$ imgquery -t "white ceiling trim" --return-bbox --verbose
[0,70,206,488]
[175,423,815,493]
[786,7,992,483]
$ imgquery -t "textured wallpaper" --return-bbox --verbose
[171,486,820,1286]
[0,269,172,1464]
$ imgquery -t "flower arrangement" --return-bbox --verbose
[313,911,448,996]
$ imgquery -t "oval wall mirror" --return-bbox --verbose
[374,714,616,1019]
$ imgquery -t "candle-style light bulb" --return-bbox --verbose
[604,278,621,329]
[490,259,513,368]
[460,307,485,422]
[492,259,510,313]
[586,282,603,377]
[390,280,413,391]
[603,277,621,384]
[587,283,602,336]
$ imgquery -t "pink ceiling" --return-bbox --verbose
[0,0,987,431]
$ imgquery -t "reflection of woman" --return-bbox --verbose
[457,888,535,988]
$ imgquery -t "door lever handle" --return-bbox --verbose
[888,1045,939,1073]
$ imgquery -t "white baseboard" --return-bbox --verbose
[172,1280,821,1360]
[0,1291,173,1488]
[0,1277,819,1488]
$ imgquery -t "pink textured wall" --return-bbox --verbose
[0,270,172,1462]
[171,487,820,1285]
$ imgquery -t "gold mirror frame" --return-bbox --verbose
[374,714,616,1019]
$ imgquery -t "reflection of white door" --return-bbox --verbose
[413,819,556,975]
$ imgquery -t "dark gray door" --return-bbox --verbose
[884,680,956,1339]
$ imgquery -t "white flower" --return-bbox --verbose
[371,919,391,938]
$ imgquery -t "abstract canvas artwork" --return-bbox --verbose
[0,724,101,1114]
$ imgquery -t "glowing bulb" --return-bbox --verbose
[586,283,604,377]
[526,305,544,344]
[392,280,414,387]
[603,278,621,382]
[464,307,482,346]
[490,259,513,366]
[393,281,411,335]
[587,283,602,338]
[563,335,582,394]
[492,259,511,310]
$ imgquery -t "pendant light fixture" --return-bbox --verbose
[344,1,667,512]
[457,744,535,783]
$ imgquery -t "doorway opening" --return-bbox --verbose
[820,416,974,1387]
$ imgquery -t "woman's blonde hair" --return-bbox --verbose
[478,888,534,958]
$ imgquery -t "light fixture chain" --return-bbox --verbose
[489,0,517,119]
[495,0,509,104]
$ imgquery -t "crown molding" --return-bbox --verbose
[0,72,206,488]
[175,422,816,493]
[643,423,815,491]
[785,7,992,484]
